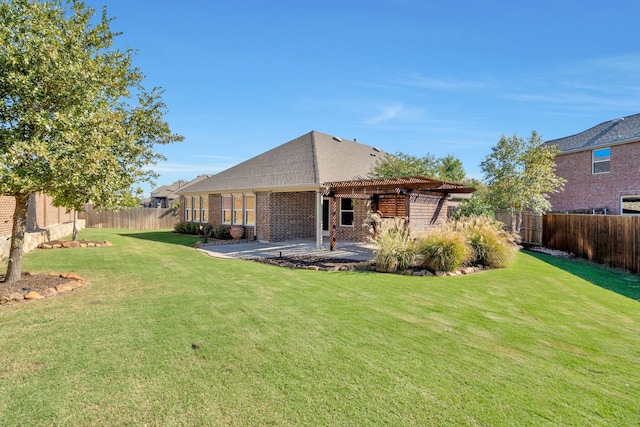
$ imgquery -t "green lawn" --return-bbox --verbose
[1,229,639,426]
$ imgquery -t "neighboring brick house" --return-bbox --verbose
[0,193,78,258]
[177,131,474,246]
[546,113,640,215]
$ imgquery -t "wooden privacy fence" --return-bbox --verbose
[81,205,179,230]
[543,214,640,275]
[494,209,543,245]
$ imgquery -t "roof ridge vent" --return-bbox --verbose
[332,136,342,142]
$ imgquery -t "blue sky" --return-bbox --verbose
[83,0,640,195]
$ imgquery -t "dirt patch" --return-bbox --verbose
[0,272,77,299]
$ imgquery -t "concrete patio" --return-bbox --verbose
[197,239,376,261]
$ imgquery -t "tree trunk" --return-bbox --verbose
[72,211,79,241]
[3,194,30,285]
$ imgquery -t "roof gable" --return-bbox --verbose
[179,131,386,194]
[546,113,640,153]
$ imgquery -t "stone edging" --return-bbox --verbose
[0,272,86,305]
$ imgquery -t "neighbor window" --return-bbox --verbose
[184,197,190,221]
[191,197,197,222]
[340,198,354,227]
[592,148,610,174]
[622,196,640,215]
[222,196,232,224]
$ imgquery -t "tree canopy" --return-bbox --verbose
[369,151,466,182]
[0,0,183,283]
[480,131,565,232]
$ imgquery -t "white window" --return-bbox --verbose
[233,195,244,225]
[340,198,354,227]
[622,196,640,215]
[184,197,189,221]
[191,197,197,222]
[592,148,610,174]
[244,195,255,225]
[199,196,208,222]
[222,196,232,224]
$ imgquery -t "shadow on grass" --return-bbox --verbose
[525,250,640,302]
[118,231,201,248]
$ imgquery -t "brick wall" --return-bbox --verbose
[549,141,640,215]
[0,194,74,239]
[335,199,370,242]
[266,192,316,242]
[0,196,15,237]
[209,194,222,226]
[256,192,271,241]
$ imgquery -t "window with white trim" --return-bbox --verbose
[200,196,208,222]
[184,197,189,221]
[622,196,640,215]
[592,148,610,174]
[244,195,255,225]
[340,198,354,227]
[233,195,244,225]
[222,196,232,224]
[191,197,197,222]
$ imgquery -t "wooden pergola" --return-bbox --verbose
[322,176,476,250]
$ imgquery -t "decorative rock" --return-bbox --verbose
[24,291,43,300]
[67,280,84,290]
[307,266,320,271]
[5,292,24,303]
[42,288,58,297]
[61,241,80,248]
[61,273,83,281]
[41,244,53,249]
[56,283,73,293]
[103,241,113,246]
[49,271,60,277]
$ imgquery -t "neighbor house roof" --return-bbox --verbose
[151,180,188,199]
[546,113,640,153]
[178,131,386,194]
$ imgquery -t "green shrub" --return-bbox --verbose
[453,215,519,268]
[174,221,201,235]
[373,219,416,272]
[416,228,472,272]
[212,225,232,240]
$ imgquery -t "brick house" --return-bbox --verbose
[546,113,640,215]
[0,193,78,258]
[177,131,474,246]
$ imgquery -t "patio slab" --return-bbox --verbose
[197,239,375,261]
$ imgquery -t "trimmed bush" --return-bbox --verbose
[174,221,201,235]
[416,228,472,272]
[212,225,232,240]
[373,218,415,273]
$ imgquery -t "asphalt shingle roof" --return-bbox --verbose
[546,113,640,153]
[178,131,386,194]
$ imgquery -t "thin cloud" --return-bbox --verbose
[363,103,423,125]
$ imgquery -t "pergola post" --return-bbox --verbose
[330,196,337,251]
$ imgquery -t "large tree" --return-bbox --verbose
[0,0,183,284]
[369,151,466,182]
[480,131,565,233]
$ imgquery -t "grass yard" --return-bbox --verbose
[1,229,639,425]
